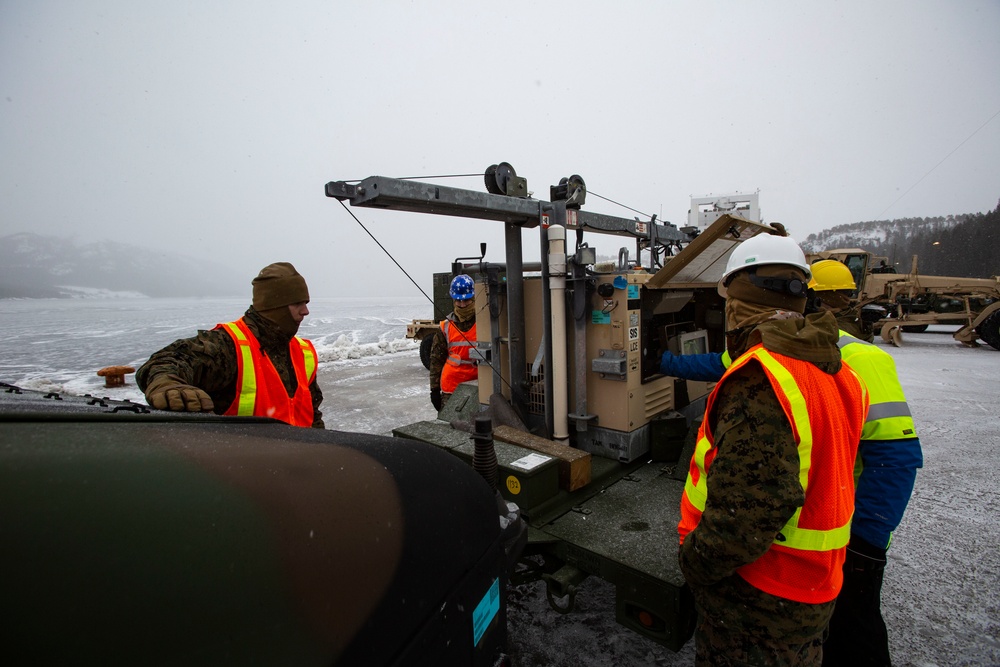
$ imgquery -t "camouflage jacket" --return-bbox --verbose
[428,313,475,392]
[678,314,845,656]
[678,360,806,588]
[136,307,325,428]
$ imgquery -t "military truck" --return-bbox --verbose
[326,164,785,651]
[406,271,452,369]
[807,248,1000,349]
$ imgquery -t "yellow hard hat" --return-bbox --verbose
[807,259,856,291]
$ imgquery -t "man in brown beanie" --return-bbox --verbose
[676,233,869,666]
[136,262,324,428]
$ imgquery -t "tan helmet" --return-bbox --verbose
[808,259,856,292]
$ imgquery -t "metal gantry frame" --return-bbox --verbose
[325,172,696,436]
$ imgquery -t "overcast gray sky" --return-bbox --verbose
[2,1,998,298]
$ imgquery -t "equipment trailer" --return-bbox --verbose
[326,164,782,650]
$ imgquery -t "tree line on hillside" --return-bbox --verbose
[879,206,998,278]
[804,202,999,279]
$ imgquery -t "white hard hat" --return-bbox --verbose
[721,233,812,284]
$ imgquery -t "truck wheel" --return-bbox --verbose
[975,311,1000,351]
[420,335,434,369]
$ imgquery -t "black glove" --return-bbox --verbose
[844,535,887,574]
[430,388,443,411]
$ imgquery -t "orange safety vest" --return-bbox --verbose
[216,318,318,427]
[678,344,868,604]
[440,315,478,393]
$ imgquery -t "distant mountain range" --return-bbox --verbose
[0,233,246,299]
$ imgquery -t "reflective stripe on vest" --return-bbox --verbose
[217,319,316,426]
[298,336,317,383]
[442,319,476,367]
[837,333,916,441]
[440,316,478,393]
[223,322,257,416]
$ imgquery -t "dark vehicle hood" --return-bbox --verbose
[0,383,514,666]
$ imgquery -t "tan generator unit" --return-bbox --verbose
[476,214,773,462]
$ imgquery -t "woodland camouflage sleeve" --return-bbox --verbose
[428,328,448,391]
[310,378,325,428]
[679,361,804,588]
[135,329,238,395]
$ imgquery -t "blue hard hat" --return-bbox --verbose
[449,274,475,300]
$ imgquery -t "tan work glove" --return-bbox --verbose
[144,375,214,412]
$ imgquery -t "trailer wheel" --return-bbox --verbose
[901,324,929,333]
[419,334,435,369]
[975,311,1000,351]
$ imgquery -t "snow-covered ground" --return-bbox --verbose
[323,326,1000,667]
